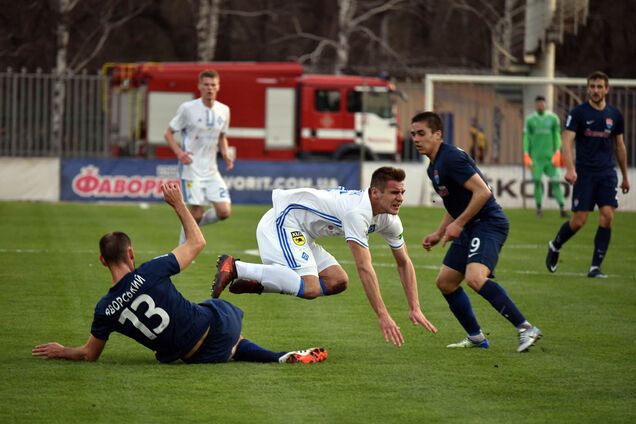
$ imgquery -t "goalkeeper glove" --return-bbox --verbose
[552,151,563,167]
[523,153,532,168]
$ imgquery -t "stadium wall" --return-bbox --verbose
[362,162,636,211]
[0,157,59,201]
[1,158,634,211]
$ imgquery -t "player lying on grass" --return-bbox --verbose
[32,182,327,365]
[211,166,438,347]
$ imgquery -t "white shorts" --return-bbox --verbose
[256,208,339,276]
[182,176,231,206]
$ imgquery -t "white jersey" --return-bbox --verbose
[169,98,230,180]
[272,187,404,249]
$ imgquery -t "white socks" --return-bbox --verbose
[199,209,219,226]
[236,262,301,296]
[179,209,219,244]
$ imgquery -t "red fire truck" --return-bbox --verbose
[106,62,402,160]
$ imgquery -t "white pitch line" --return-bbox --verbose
[0,247,621,278]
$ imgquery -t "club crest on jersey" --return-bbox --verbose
[437,185,449,197]
[368,224,376,234]
[605,118,613,129]
[291,231,306,246]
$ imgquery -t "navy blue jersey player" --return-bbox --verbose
[546,71,630,278]
[32,183,327,365]
[411,111,542,352]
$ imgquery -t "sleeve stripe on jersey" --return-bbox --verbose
[345,237,369,248]
[388,241,404,249]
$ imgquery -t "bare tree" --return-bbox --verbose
[275,0,408,74]
[50,0,150,153]
[190,0,279,62]
[195,0,222,61]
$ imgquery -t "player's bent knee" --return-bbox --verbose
[571,214,587,229]
[302,285,322,299]
[436,278,455,294]
[217,211,231,220]
[327,279,347,295]
[464,276,486,291]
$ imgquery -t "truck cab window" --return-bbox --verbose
[347,89,393,119]
[347,91,362,113]
[315,90,340,112]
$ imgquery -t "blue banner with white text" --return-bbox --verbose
[61,159,360,204]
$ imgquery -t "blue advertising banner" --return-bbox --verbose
[61,159,360,204]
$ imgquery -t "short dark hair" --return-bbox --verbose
[370,166,405,191]
[587,71,609,86]
[535,95,546,102]
[99,232,131,266]
[411,111,443,134]
[199,69,219,82]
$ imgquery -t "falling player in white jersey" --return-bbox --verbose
[164,70,233,243]
[212,166,438,347]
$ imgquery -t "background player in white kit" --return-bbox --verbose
[212,167,438,347]
[164,70,233,243]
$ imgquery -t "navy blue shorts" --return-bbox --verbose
[443,218,509,277]
[183,299,243,364]
[572,173,618,211]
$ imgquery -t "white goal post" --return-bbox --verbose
[416,74,636,209]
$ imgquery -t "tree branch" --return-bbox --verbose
[350,0,407,28]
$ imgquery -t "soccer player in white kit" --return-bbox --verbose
[164,70,233,244]
[212,167,438,347]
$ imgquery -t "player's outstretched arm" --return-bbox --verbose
[32,335,106,362]
[348,240,404,347]
[162,183,206,271]
[391,244,437,334]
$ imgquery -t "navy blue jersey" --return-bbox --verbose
[91,253,210,363]
[427,143,506,223]
[565,102,624,175]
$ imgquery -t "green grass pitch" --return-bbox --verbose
[0,201,634,423]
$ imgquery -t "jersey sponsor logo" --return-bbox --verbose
[291,231,306,246]
[301,252,309,261]
[583,129,611,138]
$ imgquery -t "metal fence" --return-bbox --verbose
[0,69,108,157]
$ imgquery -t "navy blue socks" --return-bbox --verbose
[443,287,481,336]
[478,279,526,327]
[233,339,284,362]
[553,221,576,249]
[592,226,611,267]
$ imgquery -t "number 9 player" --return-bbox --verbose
[412,112,542,352]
